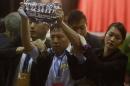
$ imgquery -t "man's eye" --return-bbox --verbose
[80,27,85,30]
[29,21,32,24]
[51,36,54,39]
[108,33,113,36]
[115,36,121,40]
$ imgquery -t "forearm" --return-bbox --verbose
[61,21,81,47]
[21,16,33,51]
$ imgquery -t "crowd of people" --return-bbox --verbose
[0,0,129,86]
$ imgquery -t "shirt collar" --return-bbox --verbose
[66,43,72,53]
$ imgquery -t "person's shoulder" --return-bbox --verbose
[85,33,104,48]
[86,32,103,42]
[87,32,99,38]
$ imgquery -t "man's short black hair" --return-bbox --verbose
[67,10,87,25]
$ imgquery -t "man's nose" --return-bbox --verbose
[76,28,82,34]
[110,36,115,41]
[30,23,35,30]
[53,37,58,43]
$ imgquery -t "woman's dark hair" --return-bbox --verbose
[0,18,6,33]
[106,22,127,41]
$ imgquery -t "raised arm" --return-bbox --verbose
[55,9,85,49]
[18,7,33,52]
[61,21,81,48]
[18,6,47,60]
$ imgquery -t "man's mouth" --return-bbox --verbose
[107,42,114,47]
[53,44,60,47]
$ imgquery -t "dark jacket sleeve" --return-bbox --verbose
[30,51,53,86]
[67,51,86,80]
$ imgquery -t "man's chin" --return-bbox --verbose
[106,45,115,50]
[53,48,63,53]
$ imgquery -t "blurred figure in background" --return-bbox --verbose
[0,18,6,33]
[4,12,22,47]
[0,12,22,86]
[0,12,21,49]
[121,34,130,86]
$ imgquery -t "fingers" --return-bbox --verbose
[18,2,28,18]
[16,47,24,53]
[18,8,28,18]
[54,8,64,25]
[32,39,46,51]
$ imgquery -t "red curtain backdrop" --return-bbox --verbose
[78,0,130,32]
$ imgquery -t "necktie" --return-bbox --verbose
[54,57,62,77]
[22,54,31,73]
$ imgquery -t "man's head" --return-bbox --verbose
[67,10,87,37]
[50,26,70,55]
[29,22,49,41]
[4,12,21,33]
[4,12,21,46]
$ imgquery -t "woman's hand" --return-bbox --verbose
[18,2,28,18]
[55,8,64,23]
[78,34,87,46]
[16,47,24,54]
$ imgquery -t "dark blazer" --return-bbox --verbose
[0,33,13,49]
[84,48,128,86]
[85,33,103,48]
[0,48,21,86]
[30,50,85,86]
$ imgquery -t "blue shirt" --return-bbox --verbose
[45,45,74,86]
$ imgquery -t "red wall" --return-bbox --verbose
[78,0,130,32]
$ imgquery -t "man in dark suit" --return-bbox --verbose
[0,12,21,49]
[67,10,103,48]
